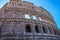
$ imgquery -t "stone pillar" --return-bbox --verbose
[46,26,50,34]
[32,23,35,35]
[51,27,54,35]
[40,23,43,34]
[0,21,2,40]
[22,22,26,35]
[40,24,43,34]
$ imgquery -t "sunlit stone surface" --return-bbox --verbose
[0,0,60,40]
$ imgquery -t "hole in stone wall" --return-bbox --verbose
[26,24,31,32]
[35,25,39,33]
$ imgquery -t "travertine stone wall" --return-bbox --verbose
[0,0,60,40]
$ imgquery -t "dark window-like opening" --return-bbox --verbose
[48,27,53,34]
[26,24,31,32]
[35,25,39,33]
[54,29,57,35]
[42,26,46,33]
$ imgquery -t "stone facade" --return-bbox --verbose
[0,0,60,40]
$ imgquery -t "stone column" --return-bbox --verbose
[40,23,43,34]
[0,20,2,40]
[31,23,35,35]
[46,26,50,34]
[22,22,26,35]
[51,27,54,35]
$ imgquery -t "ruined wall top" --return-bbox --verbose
[10,0,22,1]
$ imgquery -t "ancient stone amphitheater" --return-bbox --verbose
[0,0,60,40]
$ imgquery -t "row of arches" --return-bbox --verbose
[26,24,40,33]
[26,24,50,33]
[0,23,60,36]
[25,24,60,35]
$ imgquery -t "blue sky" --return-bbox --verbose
[0,0,60,29]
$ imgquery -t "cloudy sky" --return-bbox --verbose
[0,0,60,29]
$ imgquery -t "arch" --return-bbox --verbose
[35,25,39,33]
[53,29,57,35]
[48,27,53,34]
[42,26,46,33]
[25,24,31,32]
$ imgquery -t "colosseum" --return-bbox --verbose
[0,0,60,40]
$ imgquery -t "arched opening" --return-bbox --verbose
[53,29,57,35]
[48,27,53,34]
[42,26,46,33]
[26,24,31,32]
[35,25,39,33]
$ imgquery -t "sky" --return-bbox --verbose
[0,0,60,29]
